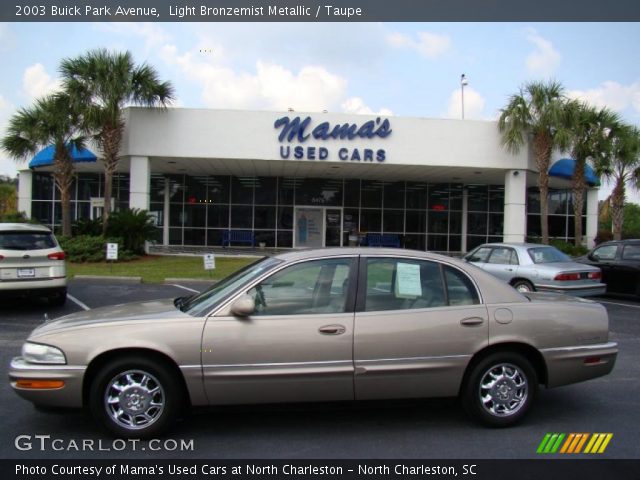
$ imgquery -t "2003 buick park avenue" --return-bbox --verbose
[9,248,617,437]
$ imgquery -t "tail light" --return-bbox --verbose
[554,272,581,281]
[0,255,4,261]
[47,252,66,261]
[588,271,602,280]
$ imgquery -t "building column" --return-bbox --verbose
[585,188,599,248]
[503,169,527,243]
[129,156,150,211]
[17,169,33,218]
[163,178,170,245]
[461,188,468,252]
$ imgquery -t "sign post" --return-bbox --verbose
[203,253,215,277]
[106,243,118,273]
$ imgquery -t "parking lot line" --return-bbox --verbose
[168,284,201,294]
[67,294,91,311]
[597,300,640,310]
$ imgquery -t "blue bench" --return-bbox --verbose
[222,230,255,247]
[366,233,401,248]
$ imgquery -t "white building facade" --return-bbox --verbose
[18,107,597,252]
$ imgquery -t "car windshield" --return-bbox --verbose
[0,231,56,250]
[527,246,570,264]
[178,256,282,317]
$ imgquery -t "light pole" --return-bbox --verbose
[460,73,468,119]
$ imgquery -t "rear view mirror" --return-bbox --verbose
[230,294,255,317]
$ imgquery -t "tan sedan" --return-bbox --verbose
[9,248,617,437]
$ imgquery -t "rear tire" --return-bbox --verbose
[512,280,534,293]
[462,352,537,427]
[89,355,183,438]
[48,288,67,307]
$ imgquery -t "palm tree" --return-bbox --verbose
[59,49,175,233]
[1,93,84,236]
[595,123,640,240]
[565,101,620,247]
[498,80,572,244]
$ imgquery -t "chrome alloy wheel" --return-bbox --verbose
[515,283,532,293]
[478,363,528,417]
[104,370,165,430]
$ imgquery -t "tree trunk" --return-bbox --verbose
[100,123,124,235]
[53,149,75,237]
[611,180,625,241]
[533,133,552,244]
[572,159,586,248]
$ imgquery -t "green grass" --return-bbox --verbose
[67,255,257,284]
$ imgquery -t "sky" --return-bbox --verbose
[0,21,639,202]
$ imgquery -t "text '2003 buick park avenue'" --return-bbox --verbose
[9,248,618,437]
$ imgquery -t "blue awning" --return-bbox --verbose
[29,145,97,168]
[548,158,601,187]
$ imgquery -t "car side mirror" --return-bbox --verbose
[230,294,255,317]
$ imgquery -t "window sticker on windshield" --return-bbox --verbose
[395,263,422,298]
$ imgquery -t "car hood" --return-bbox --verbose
[31,298,188,335]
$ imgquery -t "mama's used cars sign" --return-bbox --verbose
[274,116,392,162]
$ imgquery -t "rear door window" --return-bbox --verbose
[0,231,56,250]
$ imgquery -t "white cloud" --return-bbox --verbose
[445,87,486,120]
[160,44,355,112]
[568,81,640,115]
[525,29,561,77]
[386,31,451,59]
[22,64,61,101]
[341,97,393,116]
[94,22,171,52]
[0,95,22,177]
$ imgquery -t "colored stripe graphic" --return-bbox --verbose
[538,433,613,454]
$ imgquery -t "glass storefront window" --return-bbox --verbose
[383,182,405,209]
[468,212,488,235]
[428,211,449,234]
[77,174,100,200]
[254,206,276,229]
[360,209,381,232]
[184,176,208,204]
[183,228,205,246]
[231,205,253,228]
[361,180,383,208]
[344,179,360,207]
[277,230,293,248]
[279,178,296,205]
[405,210,426,233]
[467,185,488,212]
[208,176,230,204]
[254,177,278,205]
[383,209,404,232]
[32,173,54,200]
[208,204,229,229]
[295,178,343,206]
[231,177,255,204]
[406,182,427,210]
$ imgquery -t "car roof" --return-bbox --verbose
[273,247,460,263]
[0,223,52,233]
[474,242,548,249]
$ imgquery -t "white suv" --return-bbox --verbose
[0,223,67,306]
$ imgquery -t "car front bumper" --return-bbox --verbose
[541,342,618,388]
[9,357,85,408]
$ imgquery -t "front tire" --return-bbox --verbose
[462,352,537,427]
[89,356,182,438]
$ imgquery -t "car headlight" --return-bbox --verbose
[21,342,66,365]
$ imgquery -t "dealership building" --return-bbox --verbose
[17,107,599,253]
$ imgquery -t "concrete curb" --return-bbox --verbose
[164,278,218,284]
[73,275,142,284]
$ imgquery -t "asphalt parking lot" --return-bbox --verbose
[1,280,639,459]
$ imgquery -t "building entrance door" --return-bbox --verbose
[294,207,343,248]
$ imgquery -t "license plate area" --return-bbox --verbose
[17,268,36,278]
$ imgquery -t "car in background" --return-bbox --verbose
[575,239,640,298]
[464,242,606,297]
[0,223,67,306]
[10,248,617,438]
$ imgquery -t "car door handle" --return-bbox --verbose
[460,317,485,326]
[319,324,346,335]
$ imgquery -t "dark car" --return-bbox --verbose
[576,239,640,297]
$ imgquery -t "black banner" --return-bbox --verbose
[4,459,640,480]
[2,0,640,22]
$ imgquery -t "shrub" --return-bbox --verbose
[58,235,137,262]
[550,239,589,257]
[72,217,103,236]
[106,208,159,255]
